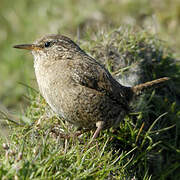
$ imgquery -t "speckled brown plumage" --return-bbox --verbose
[13,35,169,139]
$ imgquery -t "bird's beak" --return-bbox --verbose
[13,44,41,51]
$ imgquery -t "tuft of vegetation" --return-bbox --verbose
[0,27,180,179]
[0,0,180,179]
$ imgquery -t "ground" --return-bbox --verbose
[0,0,180,179]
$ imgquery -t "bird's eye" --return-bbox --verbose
[44,41,51,48]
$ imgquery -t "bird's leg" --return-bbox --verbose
[51,127,90,139]
[92,121,105,139]
[87,121,104,146]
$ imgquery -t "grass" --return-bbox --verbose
[0,0,180,108]
[0,0,180,179]
[0,27,180,179]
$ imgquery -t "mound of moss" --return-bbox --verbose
[0,27,179,179]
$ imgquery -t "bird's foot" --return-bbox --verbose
[50,128,89,139]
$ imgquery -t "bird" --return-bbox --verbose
[13,34,169,139]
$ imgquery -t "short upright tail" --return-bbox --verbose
[132,77,170,95]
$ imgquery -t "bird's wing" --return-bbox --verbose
[71,55,131,108]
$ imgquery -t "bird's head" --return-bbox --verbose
[13,34,82,62]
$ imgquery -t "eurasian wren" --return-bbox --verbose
[13,35,169,139]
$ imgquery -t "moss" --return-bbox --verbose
[0,27,179,179]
